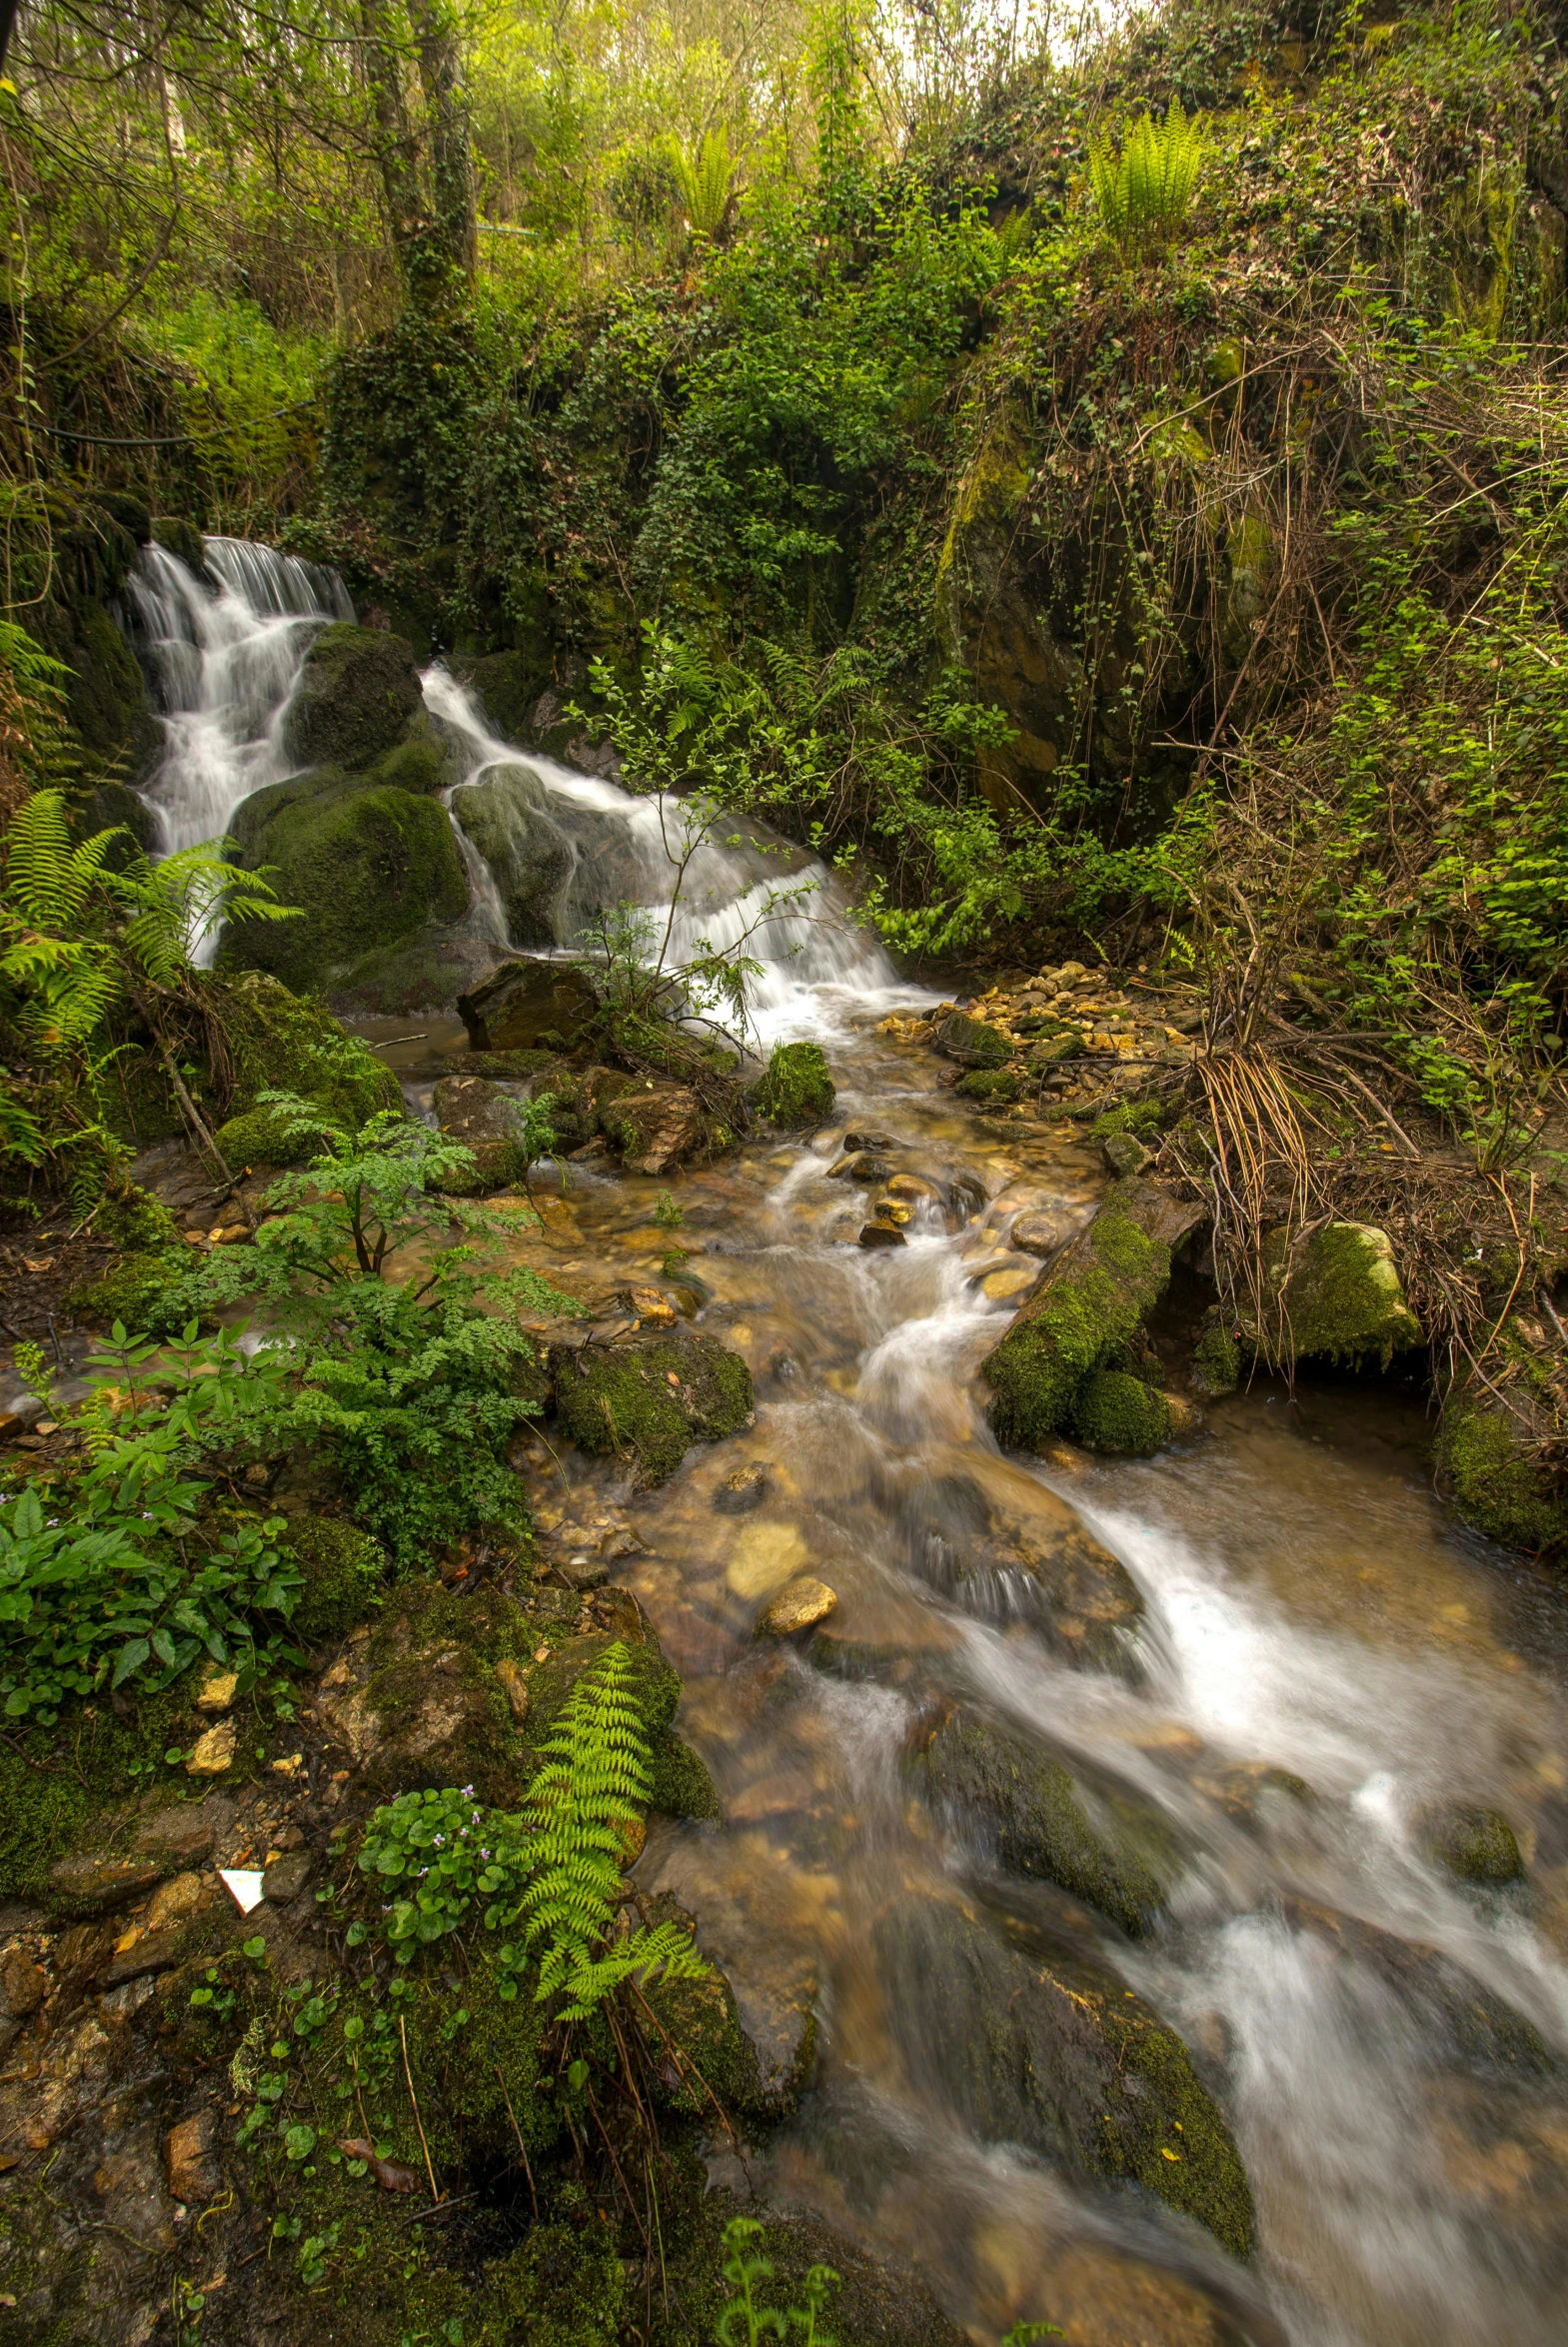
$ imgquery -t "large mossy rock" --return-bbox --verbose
[1245,1220,1422,1366]
[911,1707,1174,1934]
[450,764,576,946]
[1072,1367,1173,1456]
[458,955,601,1052]
[283,621,424,770]
[875,1891,1255,2258]
[982,1178,1204,1450]
[552,1326,754,1484]
[209,972,402,1166]
[220,771,468,991]
[431,1073,530,1191]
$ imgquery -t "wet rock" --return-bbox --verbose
[186,1720,236,1775]
[843,1129,898,1153]
[431,1074,528,1191]
[982,1178,1205,1451]
[103,1927,187,1989]
[552,1324,754,1484]
[642,1893,814,2117]
[914,1474,1143,1674]
[495,1655,531,1721]
[714,1461,771,1514]
[1,1943,47,2016]
[874,1891,1255,2258]
[283,621,424,771]
[911,1708,1173,1934]
[757,1577,838,1636]
[316,1583,540,1805]
[1071,1368,1173,1457]
[955,1068,1020,1105]
[1102,1130,1152,1177]
[165,2109,223,2204]
[45,1854,164,1919]
[1281,1898,1554,2078]
[144,1872,208,1934]
[1244,1219,1422,1367]
[752,1041,835,1127]
[1009,1211,1065,1257]
[450,762,575,946]
[859,1222,907,1248]
[935,1012,1013,1070]
[458,955,601,1053]
[1418,1802,1525,1887]
[602,1081,706,1176]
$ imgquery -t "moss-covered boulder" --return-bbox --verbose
[1435,1321,1568,1556]
[281,1515,386,1647]
[1418,1802,1525,1887]
[1072,1368,1173,1456]
[552,1326,754,1484]
[874,1892,1254,2258]
[211,1103,318,1171]
[459,955,601,1052]
[219,972,403,1124]
[982,1178,1204,1450]
[220,771,468,992]
[283,621,424,771]
[1246,1220,1422,1366]
[450,763,576,946]
[911,1708,1173,1934]
[751,1040,835,1127]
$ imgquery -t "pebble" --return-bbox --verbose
[757,1576,839,1636]
[186,1722,236,1776]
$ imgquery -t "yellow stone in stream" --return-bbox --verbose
[982,1267,1034,1299]
[756,1576,838,1636]
[726,1520,809,1598]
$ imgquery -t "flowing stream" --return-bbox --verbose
[123,540,1568,2347]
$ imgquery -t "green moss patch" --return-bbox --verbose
[283,621,424,771]
[751,1041,835,1127]
[1251,1220,1422,1367]
[955,1066,1020,1102]
[1072,1368,1172,1456]
[983,1181,1175,1450]
[282,1515,387,1646]
[552,1329,754,1484]
[1436,1395,1568,1556]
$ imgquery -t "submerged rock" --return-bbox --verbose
[912,1472,1143,1674]
[911,1707,1174,1934]
[551,1325,755,1484]
[1282,1897,1554,2079]
[982,1177,1204,1451]
[874,1891,1255,2258]
[458,956,601,1052]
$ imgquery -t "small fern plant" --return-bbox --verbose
[498,1641,711,2018]
[666,129,737,240]
[1088,101,1206,256]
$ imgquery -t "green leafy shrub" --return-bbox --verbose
[355,1785,533,1964]
[1088,101,1206,255]
[0,1324,301,1722]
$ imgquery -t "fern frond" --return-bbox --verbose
[1088,101,1205,255]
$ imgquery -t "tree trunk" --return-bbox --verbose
[407,0,477,289]
[360,0,425,289]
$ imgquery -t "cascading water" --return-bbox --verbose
[118,540,1568,2342]
[123,537,351,866]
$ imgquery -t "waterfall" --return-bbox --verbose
[123,535,350,863]
[122,536,906,1035]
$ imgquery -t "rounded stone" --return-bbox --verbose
[756,1576,838,1636]
[1419,1802,1525,1887]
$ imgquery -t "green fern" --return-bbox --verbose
[500,1639,711,2020]
[1088,102,1206,255]
[666,129,737,241]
